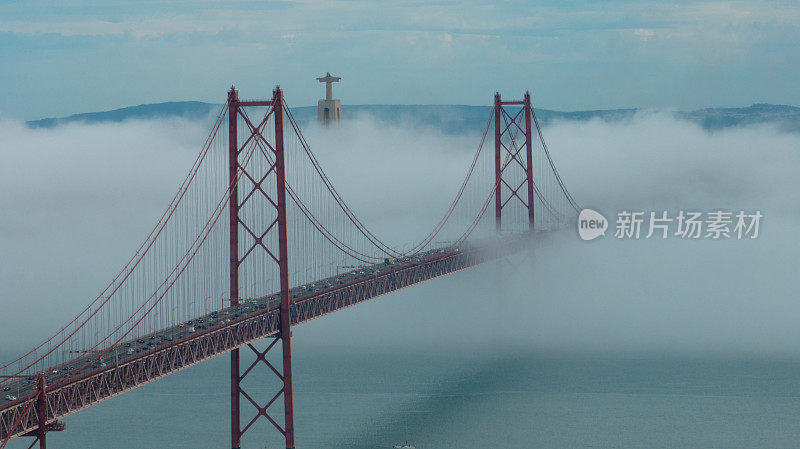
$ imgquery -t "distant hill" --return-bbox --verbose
[675,103,800,131]
[26,102,800,133]
[27,101,218,128]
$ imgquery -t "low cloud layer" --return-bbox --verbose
[0,113,798,359]
[0,117,210,352]
[295,114,800,357]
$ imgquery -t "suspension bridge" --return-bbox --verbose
[0,86,579,449]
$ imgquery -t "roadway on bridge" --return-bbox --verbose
[0,246,453,407]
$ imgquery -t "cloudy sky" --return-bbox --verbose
[0,0,799,119]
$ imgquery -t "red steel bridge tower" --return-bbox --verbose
[221,89,539,449]
[0,85,579,449]
[222,88,540,449]
[494,91,536,232]
[227,86,295,449]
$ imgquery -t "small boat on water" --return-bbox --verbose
[392,443,415,449]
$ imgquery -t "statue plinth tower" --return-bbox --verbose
[316,72,341,125]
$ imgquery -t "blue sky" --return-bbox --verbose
[0,0,798,119]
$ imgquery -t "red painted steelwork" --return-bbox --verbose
[0,237,522,443]
[36,377,45,449]
[226,86,295,449]
[228,87,242,449]
[494,92,502,231]
[272,86,296,449]
[19,375,61,449]
[494,92,536,232]
[524,92,535,232]
[238,101,273,107]
[0,89,554,449]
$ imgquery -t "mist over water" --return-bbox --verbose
[1,111,799,448]
[0,117,211,352]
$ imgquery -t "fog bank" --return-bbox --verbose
[0,113,798,358]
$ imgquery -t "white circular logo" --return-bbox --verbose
[578,208,608,241]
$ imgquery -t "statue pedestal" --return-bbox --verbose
[317,98,341,125]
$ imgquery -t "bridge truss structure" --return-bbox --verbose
[0,86,579,449]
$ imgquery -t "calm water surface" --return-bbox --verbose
[8,349,800,449]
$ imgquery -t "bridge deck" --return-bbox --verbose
[0,237,521,441]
